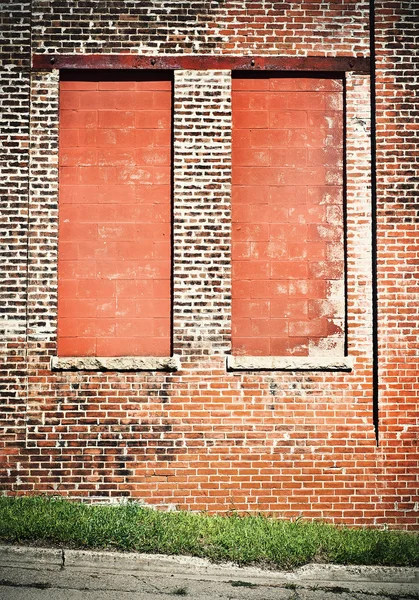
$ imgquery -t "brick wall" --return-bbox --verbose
[0,1,418,529]
[375,1,419,528]
[31,1,369,57]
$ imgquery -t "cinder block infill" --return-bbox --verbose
[51,356,180,372]
[227,356,354,372]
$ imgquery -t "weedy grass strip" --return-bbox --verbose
[0,497,418,570]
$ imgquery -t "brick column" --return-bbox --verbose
[345,73,373,361]
[0,1,31,491]
[26,71,59,465]
[172,70,232,360]
[27,71,59,356]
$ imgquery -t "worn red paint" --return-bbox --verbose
[58,75,172,357]
[33,54,370,73]
[231,76,345,357]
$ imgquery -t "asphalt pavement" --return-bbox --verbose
[0,545,418,600]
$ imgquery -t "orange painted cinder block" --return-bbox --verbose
[250,129,289,148]
[251,318,288,336]
[61,80,98,92]
[60,147,97,167]
[59,129,79,148]
[61,218,86,245]
[135,110,171,129]
[98,110,136,129]
[58,336,97,357]
[289,319,328,338]
[135,148,171,166]
[78,166,118,185]
[270,298,308,319]
[232,148,270,167]
[232,260,271,281]
[232,186,270,205]
[250,279,288,298]
[268,92,327,111]
[233,337,270,356]
[76,129,98,147]
[232,317,253,337]
[269,110,307,129]
[136,78,171,91]
[232,77,270,91]
[269,148,307,167]
[58,75,172,357]
[233,110,269,129]
[268,78,343,92]
[78,90,116,110]
[232,75,344,356]
[61,109,97,129]
[114,91,154,109]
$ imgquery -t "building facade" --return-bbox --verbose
[1,1,418,529]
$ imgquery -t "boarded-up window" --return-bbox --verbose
[232,75,345,357]
[58,73,172,357]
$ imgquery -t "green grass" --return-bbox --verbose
[0,496,418,570]
[170,587,188,596]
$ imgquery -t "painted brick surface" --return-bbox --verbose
[58,74,172,357]
[0,2,418,530]
[231,76,344,357]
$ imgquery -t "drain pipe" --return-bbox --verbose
[369,0,379,446]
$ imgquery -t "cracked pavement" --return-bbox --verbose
[0,545,418,600]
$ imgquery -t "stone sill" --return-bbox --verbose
[226,355,353,372]
[51,356,180,372]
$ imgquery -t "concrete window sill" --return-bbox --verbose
[51,356,180,372]
[226,356,353,372]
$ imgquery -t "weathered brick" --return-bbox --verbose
[1,2,417,530]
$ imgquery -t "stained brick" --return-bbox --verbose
[2,1,417,531]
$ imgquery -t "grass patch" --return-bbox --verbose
[171,587,188,596]
[229,580,258,588]
[0,496,418,570]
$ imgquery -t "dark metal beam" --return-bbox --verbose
[369,0,379,446]
[33,54,370,73]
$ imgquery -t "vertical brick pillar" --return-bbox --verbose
[0,0,31,491]
[28,71,59,353]
[172,71,231,359]
[26,71,59,458]
[345,73,373,362]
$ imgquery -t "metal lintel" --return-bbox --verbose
[33,54,370,73]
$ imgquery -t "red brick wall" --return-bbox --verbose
[58,74,172,357]
[19,69,377,525]
[232,75,344,357]
[375,2,419,528]
[1,1,418,530]
[31,2,369,57]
